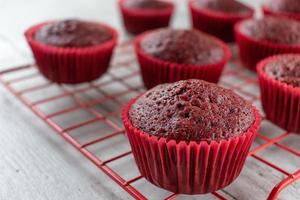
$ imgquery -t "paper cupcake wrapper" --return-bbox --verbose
[262,6,300,22]
[25,22,118,84]
[189,0,254,42]
[234,22,300,71]
[257,55,300,133]
[118,0,174,34]
[122,97,261,194]
[135,32,231,89]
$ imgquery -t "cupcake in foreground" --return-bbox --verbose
[262,0,300,21]
[257,54,300,133]
[235,16,300,71]
[118,0,174,34]
[189,0,254,42]
[122,79,261,194]
[25,19,118,84]
[135,28,231,89]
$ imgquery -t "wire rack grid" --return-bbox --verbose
[0,41,299,200]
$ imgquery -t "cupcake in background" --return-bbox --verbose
[257,54,300,133]
[118,0,174,34]
[262,0,300,21]
[25,19,118,84]
[189,0,254,42]
[235,16,300,71]
[135,28,231,89]
[122,79,261,194]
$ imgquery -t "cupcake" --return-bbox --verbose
[122,79,261,194]
[257,54,300,133]
[189,0,254,42]
[25,19,118,84]
[235,16,300,71]
[118,0,174,34]
[262,0,300,21]
[135,28,231,89]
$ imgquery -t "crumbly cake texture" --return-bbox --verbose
[239,17,300,45]
[140,29,224,65]
[129,79,254,142]
[265,55,300,87]
[35,19,112,47]
[124,0,172,9]
[265,0,300,13]
[193,0,252,14]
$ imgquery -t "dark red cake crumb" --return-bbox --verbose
[265,0,300,14]
[239,17,300,45]
[265,55,300,87]
[35,19,113,48]
[124,0,172,9]
[193,0,252,14]
[140,29,224,65]
[129,79,254,142]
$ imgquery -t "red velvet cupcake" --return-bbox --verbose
[235,16,300,71]
[257,54,300,133]
[118,0,174,34]
[25,19,118,84]
[122,79,261,194]
[135,28,231,89]
[189,0,254,42]
[262,0,300,21]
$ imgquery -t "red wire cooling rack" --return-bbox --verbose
[0,41,299,200]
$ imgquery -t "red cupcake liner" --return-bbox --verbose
[134,31,231,89]
[188,0,254,43]
[118,0,174,34]
[257,54,300,133]
[122,97,261,194]
[25,22,118,84]
[262,5,300,22]
[234,21,300,71]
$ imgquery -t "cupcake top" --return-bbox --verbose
[264,55,300,87]
[140,29,224,65]
[239,17,300,45]
[192,0,252,14]
[124,0,172,9]
[34,19,113,48]
[264,0,300,14]
[129,79,254,142]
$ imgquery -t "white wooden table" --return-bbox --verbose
[0,1,299,200]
